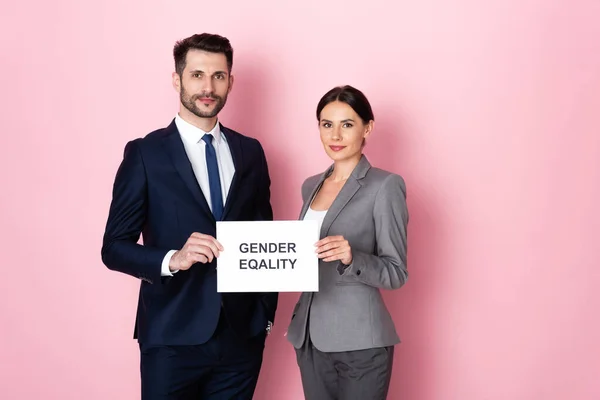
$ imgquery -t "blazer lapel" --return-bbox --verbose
[220,125,243,219]
[298,166,333,220]
[162,120,214,221]
[307,155,372,238]
[319,180,361,238]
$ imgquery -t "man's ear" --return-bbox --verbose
[172,72,181,94]
[228,74,235,94]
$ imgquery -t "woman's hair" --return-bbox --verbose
[316,85,374,123]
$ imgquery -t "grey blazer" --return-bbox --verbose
[286,155,409,352]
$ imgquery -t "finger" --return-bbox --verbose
[184,251,209,266]
[188,253,209,264]
[185,246,214,263]
[315,235,344,247]
[315,236,334,247]
[317,248,348,259]
[197,240,222,257]
[190,233,224,250]
[316,241,342,254]
[317,239,350,254]
[317,240,342,251]
[323,254,348,262]
[187,240,221,258]
[206,237,224,251]
[195,245,222,262]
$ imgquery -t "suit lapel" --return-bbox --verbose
[162,120,214,221]
[221,125,243,219]
[319,179,361,238]
[301,155,372,238]
[298,166,332,220]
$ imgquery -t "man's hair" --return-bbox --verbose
[173,33,234,76]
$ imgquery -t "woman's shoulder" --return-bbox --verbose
[302,172,323,187]
[366,167,407,194]
[300,173,323,200]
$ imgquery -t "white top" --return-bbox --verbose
[303,207,328,234]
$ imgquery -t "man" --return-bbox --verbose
[101,33,278,399]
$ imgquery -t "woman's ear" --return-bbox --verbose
[363,120,374,140]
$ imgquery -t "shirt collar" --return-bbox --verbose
[175,113,224,144]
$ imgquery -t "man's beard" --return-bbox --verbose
[180,84,228,119]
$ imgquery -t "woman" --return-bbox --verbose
[286,85,409,400]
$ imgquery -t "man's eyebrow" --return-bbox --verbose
[189,69,228,75]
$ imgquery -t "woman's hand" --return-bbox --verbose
[315,235,353,265]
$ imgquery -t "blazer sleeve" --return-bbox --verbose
[253,142,274,222]
[101,139,169,284]
[339,173,409,290]
[253,141,278,324]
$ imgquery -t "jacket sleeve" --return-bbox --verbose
[253,142,278,323]
[100,139,169,284]
[338,173,409,290]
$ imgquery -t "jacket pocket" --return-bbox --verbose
[291,301,301,319]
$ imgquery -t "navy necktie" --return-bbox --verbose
[201,134,224,220]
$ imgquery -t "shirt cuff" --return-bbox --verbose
[161,250,178,276]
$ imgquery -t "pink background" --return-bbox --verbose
[2,0,600,399]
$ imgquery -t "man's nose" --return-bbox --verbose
[201,76,214,94]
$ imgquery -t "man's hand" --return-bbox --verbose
[170,233,224,271]
[315,235,353,265]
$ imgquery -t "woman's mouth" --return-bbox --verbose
[329,145,346,152]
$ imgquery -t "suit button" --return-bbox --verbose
[356,270,361,276]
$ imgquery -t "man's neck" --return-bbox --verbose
[178,109,218,132]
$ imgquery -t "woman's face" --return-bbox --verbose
[319,101,373,162]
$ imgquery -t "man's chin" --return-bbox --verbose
[188,106,219,119]
[182,100,225,119]
[196,111,219,119]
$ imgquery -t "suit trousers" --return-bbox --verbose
[139,311,265,400]
[295,328,394,400]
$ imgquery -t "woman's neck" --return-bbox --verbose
[328,155,362,182]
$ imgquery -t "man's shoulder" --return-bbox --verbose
[142,121,175,141]
[221,125,262,148]
[123,120,176,150]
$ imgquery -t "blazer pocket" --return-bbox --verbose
[336,270,362,285]
[335,281,364,286]
[291,302,301,319]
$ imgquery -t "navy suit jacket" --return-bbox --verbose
[101,119,278,345]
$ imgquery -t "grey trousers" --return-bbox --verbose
[295,335,394,400]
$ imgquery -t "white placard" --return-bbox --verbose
[216,220,319,292]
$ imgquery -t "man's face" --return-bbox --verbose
[174,49,233,119]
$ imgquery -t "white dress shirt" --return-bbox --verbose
[160,114,236,276]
